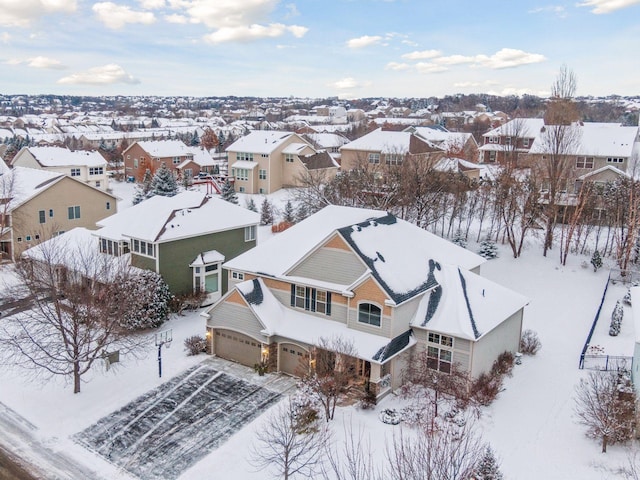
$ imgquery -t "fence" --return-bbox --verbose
[580,354,633,372]
[578,272,610,369]
[610,268,640,286]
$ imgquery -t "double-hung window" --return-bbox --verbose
[244,225,256,242]
[290,284,332,315]
[358,303,381,326]
[368,153,380,164]
[70,168,81,177]
[68,206,81,220]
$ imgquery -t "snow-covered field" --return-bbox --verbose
[0,181,638,479]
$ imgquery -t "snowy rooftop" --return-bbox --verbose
[282,142,312,155]
[21,146,107,167]
[95,191,259,243]
[0,166,64,209]
[225,205,485,304]
[226,130,295,154]
[483,118,545,139]
[304,133,349,148]
[133,140,195,158]
[412,263,529,341]
[190,250,225,267]
[340,128,413,154]
[234,278,415,363]
[410,127,475,149]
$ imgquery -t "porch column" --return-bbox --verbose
[369,363,381,383]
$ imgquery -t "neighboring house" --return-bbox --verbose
[478,118,544,165]
[405,125,480,163]
[226,130,339,194]
[12,146,110,191]
[122,140,214,182]
[0,166,116,260]
[302,132,350,164]
[339,128,444,171]
[94,190,259,301]
[203,206,528,398]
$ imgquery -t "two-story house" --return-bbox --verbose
[478,118,544,165]
[203,206,528,399]
[0,166,116,260]
[94,190,259,301]
[339,128,444,171]
[405,125,480,163]
[226,130,339,194]
[12,146,110,191]
[123,140,215,182]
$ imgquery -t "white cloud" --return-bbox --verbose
[327,77,371,90]
[475,48,546,69]
[576,0,640,13]
[203,23,307,43]
[528,5,567,17]
[165,14,189,23]
[415,62,448,73]
[178,0,279,29]
[346,35,382,49]
[454,80,499,88]
[385,62,410,71]
[57,64,140,85]
[6,56,67,69]
[401,49,441,60]
[1,32,11,43]
[92,2,156,29]
[0,0,77,27]
[139,0,165,8]
[431,48,545,69]
[401,39,418,47]
[284,3,299,18]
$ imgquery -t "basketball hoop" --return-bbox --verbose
[154,329,173,378]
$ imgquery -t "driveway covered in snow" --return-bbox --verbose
[74,362,282,480]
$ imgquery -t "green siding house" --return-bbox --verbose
[95,191,259,301]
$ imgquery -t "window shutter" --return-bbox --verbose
[326,292,332,316]
[305,287,310,310]
[310,288,316,312]
[290,284,295,307]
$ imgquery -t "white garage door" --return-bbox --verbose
[214,330,262,367]
[279,343,309,376]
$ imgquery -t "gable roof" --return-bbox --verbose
[226,130,297,154]
[409,126,476,150]
[233,278,415,364]
[0,166,65,210]
[299,151,339,170]
[17,146,106,167]
[132,140,195,158]
[340,128,438,154]
[412,263,528,341]
[95,190,259,243]
[225,205,485,304]
[577,165,630,181]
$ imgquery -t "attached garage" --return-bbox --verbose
[279,343,309,376]
[214,329,262,367]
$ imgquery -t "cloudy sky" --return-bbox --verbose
[1,0,639,99]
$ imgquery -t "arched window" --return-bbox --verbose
[358,303,381,327]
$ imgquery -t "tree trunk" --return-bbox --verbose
[601,435,608,453]
[73,361,81,394]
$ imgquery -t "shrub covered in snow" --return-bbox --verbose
[451,230,467,249]
[184,335,206,356]
[591,250,603,272]
[623,288,632,306]
[474,445,504,480]
[609,300,624,336]
[520,329,542,355]
[470,372,502,406]
[379,408,402,425]
[478,238,499,259]
[490,351,515,378]
[119,271,172,330]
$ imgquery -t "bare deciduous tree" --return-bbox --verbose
[574,371,636,453]
[250,400,329,480]
[302,336,360,421]
[0,236,150,393]
[322,419,381,480]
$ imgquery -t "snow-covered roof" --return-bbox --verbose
[577,165,630,181]
[133,140,195,158]
[0,166,64,210]
[410,127,475,150]
[0,156,9,175]
[95,191,259,243]
[412,263,529,341]
[225,205,485,304]
[339,128,439,154]
[483,118,545,139]
[234,278,416,364]
[304,133,349,149]
[231,160,259,170]
[22,227,142,281]
[190,250,225,267]
[20,146,106,167]
[631,287,640,344]
[226,130,295,154]
[282,142,312,155]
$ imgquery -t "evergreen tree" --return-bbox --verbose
[191,131,200,146]
[295,203,310,223]
[478,237,498,259]
[119,271,172,330]
[132,168,154,205]
[221,179,238,204]
[246,197,257,212]
[591,250,603,272]
[260,198,274,225]
[149,163,178,197]
[623,288,632,306]
[283,200,295,224]
[609,300,624,336]
[474,446,503,480]
[452,229,467,249]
